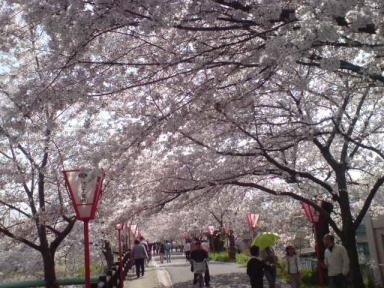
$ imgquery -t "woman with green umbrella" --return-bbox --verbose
[253,232,279,288]
[260,246,278,288]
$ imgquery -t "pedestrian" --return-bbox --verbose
[201,239,210,253]
[132,239,148,278]
[159,241,165,264]
[140,236,151,264]
[101,240,114,270]
[323,234,349,288]
[228,230,236,261]
[260,246,277,288]
[190,240,210,287]
[155,242,160,255]
[164,240,172,263]
[191,237,200,252]
[285,245,301,288]
[184,239,191,261]
[247,246,264,288]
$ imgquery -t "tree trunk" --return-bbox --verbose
[336,168,365,288]
[103,240,114,269]
[41,249,58,288]
[342,227,365,288]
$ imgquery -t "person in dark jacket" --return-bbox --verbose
[247,246,265,288]
[159,241,165,264]
[190,240,210,287]
[260,246,278,288]
[228,230,236,261]
[132,239,148,278]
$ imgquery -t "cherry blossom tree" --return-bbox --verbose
[0,5,119,285]
[2,1,384,287]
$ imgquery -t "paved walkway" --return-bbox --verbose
[124,263,162,288]
[124,254,290,288]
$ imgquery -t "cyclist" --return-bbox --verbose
[190,240,210,287]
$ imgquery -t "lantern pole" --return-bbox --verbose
[84,220,91,288]
[116,225,124,288]
[128,225,131,251]
[313,223,324,288]
[63,168,104,288]
[301,202,323,288]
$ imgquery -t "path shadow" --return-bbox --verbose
[173,272,251,288]
[172,273,291,288]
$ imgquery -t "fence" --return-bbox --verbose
[0,251,132,288]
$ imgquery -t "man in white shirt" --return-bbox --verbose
[323,234,349,288]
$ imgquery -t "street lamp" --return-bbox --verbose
[301,202,323,288]
[63,168,104,288]
[127,223,132,251]
[115,223,124,288]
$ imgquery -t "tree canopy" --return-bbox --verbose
[1,1,384,287]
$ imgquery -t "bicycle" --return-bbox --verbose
[191,259,207,288]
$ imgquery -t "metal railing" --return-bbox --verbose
[96,251,132,288]
[0,277,99,288]
[0,252,132,288]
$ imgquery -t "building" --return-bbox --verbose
[356,215,384,287]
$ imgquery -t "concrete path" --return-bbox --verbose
[124,264,163,288]
[124,252,290,288]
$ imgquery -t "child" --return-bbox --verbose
[286,245,301,288]
[247,245,264,288]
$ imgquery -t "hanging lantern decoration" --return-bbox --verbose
[246,213,260,230]
[301,202,320,224]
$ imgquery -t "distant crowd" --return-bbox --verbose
[123,231,349,288]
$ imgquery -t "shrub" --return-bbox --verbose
[208,251,249,265]
[208,251,229,262]
[301,268,320,285]
[77,262,103,277]
[235,253,249,265]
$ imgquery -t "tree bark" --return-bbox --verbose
[342,227,365,288]
[338,181,365,288]
[41,248,59,288]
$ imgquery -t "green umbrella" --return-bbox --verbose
[252,232,279,250]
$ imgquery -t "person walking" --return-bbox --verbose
[159,241,165,264]
[323,234,349,288]
[260,246,277,288]
[155,242,160,255]
[190,240,210,287]
[228,230,236,261]
[184,239,191,261]
[164,240,172,263]
[285,245,301,288]
[201,239,210,253]
[247,246,265,288]
[140,236,151,264]
[132,239,148,278]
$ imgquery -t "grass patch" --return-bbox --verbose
[209,251,229,262]
[208,251,249,265]
[235,253,249,265]
[76,262,103,278]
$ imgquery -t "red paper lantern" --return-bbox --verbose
[246,213,260,229]
[301,202,319,224]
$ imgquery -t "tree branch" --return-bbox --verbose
[50,216,76,253]
[354,176,384,228]
[0,225,41,251]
